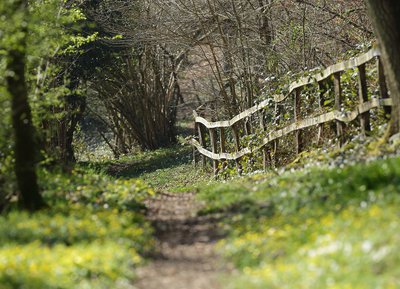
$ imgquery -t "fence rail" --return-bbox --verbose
[190,48,392,175]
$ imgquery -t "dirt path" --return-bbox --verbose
[134,192,229,289]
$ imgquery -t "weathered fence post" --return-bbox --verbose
[193,143,197,168]
[219,127,227,173]
[317,81,325,144]
[262,146,272,172]
[294,88,303,154]
[259,109,265,130]
[259,109,270,171]
[378,56,391,118]
[334,72,345,147]
[272,103,281,167]
[197,122,206,168]
[245,118,252,135]
[232,124,242,175]
[358,64,371,135]
[219,127,226,155]
[209,128,219,176]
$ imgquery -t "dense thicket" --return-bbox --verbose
[78,0,374,153]
[143,0,373,118]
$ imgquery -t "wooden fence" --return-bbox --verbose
[190,48,392,176]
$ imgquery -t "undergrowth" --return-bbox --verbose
[3,139,400,289]
[88,145,213,192]
[198,156,400,289]
[0,167,155,289]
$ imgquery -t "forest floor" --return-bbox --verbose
[118,137,400,289]
[11,129,394,289]
[134,191,229,289]
[103,146,232,289]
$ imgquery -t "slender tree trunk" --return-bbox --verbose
[365,0,400,136]
[6,0,45,211]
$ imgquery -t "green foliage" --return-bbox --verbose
[223,204,400,289]
[0,166,155,289]
[198,156,400,288]
[0,89,14,200]
[88,145,213,193]
[0,207,152,252]
[39,167,154,210]
[0,242,139,289]
[0,0,91,198]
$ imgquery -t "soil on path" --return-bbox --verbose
[134,191,229,289]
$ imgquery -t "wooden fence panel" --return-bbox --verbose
[190,49,392,175]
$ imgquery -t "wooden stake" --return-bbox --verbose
[197,123,206,168]
[334,72,345,147]
[209,128,219,176]
[358,64,371,135]
[232,124,242,175]
[317,81,325,144]
[378,56,391,118]
[219,127,227,172]
[294,88,303,154]
[272,103,281,167]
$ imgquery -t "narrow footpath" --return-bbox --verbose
[134,192,229,289]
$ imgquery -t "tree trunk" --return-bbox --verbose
[6,0,45,211]
[365,0,400,136]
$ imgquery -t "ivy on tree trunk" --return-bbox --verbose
[6,0,45,211]
[365,0,400,136]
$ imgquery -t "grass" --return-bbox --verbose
[0,166,155,289]
[87,145,214,193]
[0,143,214,289]
[197,156,400,289]
[2,136,400,289]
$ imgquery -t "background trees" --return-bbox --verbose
[0,0,393,209]
[0,0,92,209]
[79,0,184,153]
[71,0,374,156]
[140,0,374,120]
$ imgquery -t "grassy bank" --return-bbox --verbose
[198,156,400,289]
[88,145,213,193]
[0,167,154,289]
[0,144,214,289]
[3,142,400,289]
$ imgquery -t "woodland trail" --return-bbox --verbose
[134,191,229,289]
